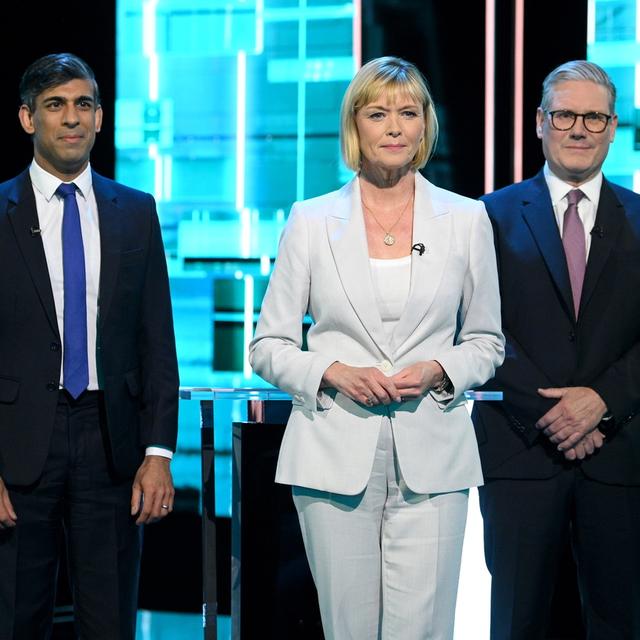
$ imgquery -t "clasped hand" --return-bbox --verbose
[322,361,444,407]
[0,476,17,529]
[535,386,607,460]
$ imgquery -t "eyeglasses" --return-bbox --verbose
[545,110,612,134]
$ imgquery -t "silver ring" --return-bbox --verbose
[365,397,374,406]
[161,504,169,510]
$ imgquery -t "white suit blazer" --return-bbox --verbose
[250,172,504,495]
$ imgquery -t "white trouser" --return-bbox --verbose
[292,417,468,640]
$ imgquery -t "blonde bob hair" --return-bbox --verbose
[340,56,438,172]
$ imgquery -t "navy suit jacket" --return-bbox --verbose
[0,169,179,486]
[473,171,640,484]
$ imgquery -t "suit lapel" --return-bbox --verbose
[6,170,60,338]
[579,179,624,315]
[93,172,123,329]
[326,179,392,359]
[391,174,451,353]
[520,172,575,321]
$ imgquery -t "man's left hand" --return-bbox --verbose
[131,456,175,525]
[535,386,607,451]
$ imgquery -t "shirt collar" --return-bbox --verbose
[543,162,602,208]
[29,160,93,203]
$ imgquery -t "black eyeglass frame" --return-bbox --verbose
[544,109,613,133]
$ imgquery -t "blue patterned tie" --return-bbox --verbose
[57,183,89,398]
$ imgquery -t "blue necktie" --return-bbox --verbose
[57,183,89,398]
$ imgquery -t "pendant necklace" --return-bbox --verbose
[361,189,414,246]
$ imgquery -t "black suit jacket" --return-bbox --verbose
[0,168,179,486]
[473,171,640,485]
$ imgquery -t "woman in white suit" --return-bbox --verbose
[250,56,504,639]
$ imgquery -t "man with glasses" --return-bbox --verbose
[473,60,640,639]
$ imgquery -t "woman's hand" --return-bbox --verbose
[322,362,401,406]
[390,361,445,399]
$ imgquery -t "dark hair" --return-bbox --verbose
[20,53,100,111]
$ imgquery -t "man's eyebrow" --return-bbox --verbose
[42,94,96,104]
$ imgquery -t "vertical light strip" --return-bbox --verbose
[587,0,597,44]
[142,0,159,101]
[236,50,247,212]
[513,0,525,183]
[148,142,163,201]
[484,0,496,194]
[243,275,255,379]
[296,0,308,202]
[240,207,251,258]
[255,0,265,54]
[163,155,172,201]
[353,0,362,71]
[148,56,159,102]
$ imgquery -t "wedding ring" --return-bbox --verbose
[365,397,374,406]
[161,504,169,510]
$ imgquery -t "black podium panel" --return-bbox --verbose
[232,420,322,639]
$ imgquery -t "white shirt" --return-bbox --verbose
[369,255,412,340]
[30,160,101,390]
[30,160,171,459]
[544,163,602,257]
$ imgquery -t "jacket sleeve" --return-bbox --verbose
[249,204,337,411]
[431,202,506,406]
[138,194,180,450]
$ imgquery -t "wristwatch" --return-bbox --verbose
[434,370,453,394]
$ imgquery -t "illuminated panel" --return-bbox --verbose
[236,50,247,212]
[116,0,358,382]
[588,0,640,192]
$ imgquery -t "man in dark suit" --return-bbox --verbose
[473,60,640,639]
[0,53,179,639]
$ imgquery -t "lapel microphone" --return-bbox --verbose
[30,226,41,237]
[590,225,604,239]
[411,242,426,256]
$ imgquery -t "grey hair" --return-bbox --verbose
[540,60,616,113]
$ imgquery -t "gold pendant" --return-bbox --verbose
[384,233,395,246]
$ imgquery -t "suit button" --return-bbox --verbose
[46,381,57,392]
[50,342,60,351]
[568,331,576,342]
[379,360,392,372]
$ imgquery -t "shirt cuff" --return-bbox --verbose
[145,446,174,460]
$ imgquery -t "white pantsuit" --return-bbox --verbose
[250,172,504,638]
[293,418,469,639]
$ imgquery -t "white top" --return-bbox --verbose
[544,163,602,257]
[30,160,101,390]
[369,255,412,339]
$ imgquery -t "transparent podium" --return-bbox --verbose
[180,387,502,640]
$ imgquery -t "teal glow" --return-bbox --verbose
[116,0,357,407]
[588,0,640,192]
